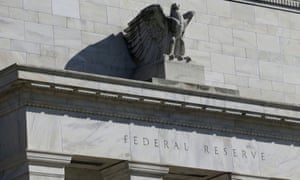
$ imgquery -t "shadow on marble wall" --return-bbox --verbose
[65,33,137,79]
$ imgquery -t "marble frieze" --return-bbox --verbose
[26,110,300,180]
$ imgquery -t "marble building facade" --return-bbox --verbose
[0,0,300,179]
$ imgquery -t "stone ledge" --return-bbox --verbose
[133,60,205,85]
[1,64,300,125]
[26,150,71,167]
[128,163,169,176]
[152,78,239,96]
[229,0,300,13]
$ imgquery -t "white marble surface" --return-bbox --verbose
[25,22,53,44]
[0,16,24,40]
[129,124,160,163]
[52,0,80,18]
[164,61,205,85]
[26,112,63,152]
[60,115,131,160]
[26,111,300,179]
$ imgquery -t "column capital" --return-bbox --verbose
[26,150,71,179]
[26,150,72,167]
[101,161,169,180]
[0,150,72,179]
[128,162,169,177]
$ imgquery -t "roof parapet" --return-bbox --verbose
[229,0,300,12]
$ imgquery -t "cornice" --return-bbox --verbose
[1,64,300,135]
[1,64,298,108]
[2,84,300,143]
[1,64,300,121]
[228,0,300,13]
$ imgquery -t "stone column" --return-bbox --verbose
[27,151,71,180]
[231,174,269,180]
[26,150,71,180]
[26,151,71,180]
[101,162,169,180]
[0,150,71,180]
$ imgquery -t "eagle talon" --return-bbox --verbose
[176,56,183,61]
[184,56,191,63]
[169,55,175,60]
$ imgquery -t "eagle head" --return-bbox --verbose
[171,3,180,10]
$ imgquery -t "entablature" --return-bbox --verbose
[1,64,300,126]
[1,64,300,179]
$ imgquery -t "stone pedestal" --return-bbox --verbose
[133,60,204,85]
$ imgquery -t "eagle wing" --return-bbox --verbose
[124,5,170,64]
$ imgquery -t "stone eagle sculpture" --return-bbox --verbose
[124,3,195,64]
